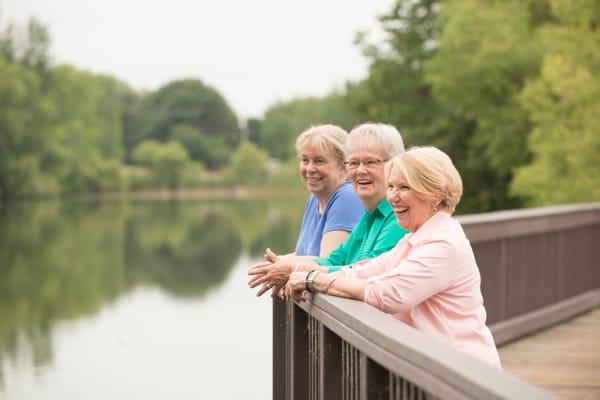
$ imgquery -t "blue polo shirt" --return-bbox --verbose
[294,182,363,256]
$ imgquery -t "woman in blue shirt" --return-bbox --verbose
[288,124,364,257]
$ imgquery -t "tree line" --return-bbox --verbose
[251,0,599,213]
[1,0,598,213]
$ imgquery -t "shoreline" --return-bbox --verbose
[2,186,306,204]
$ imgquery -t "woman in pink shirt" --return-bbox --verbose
[283,146,501,367]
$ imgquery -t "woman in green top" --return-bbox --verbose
[249,123,409,296]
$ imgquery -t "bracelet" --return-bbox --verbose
[305,270,320,293]
[325,276,340,294]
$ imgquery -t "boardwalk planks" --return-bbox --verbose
[499,307,600,400]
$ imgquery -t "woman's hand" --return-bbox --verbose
[248,260,271,276]
[248,260,294,297]
[247,260,271,287]
[264,248,279,263]
[284,271,310,301]
[247,248,284,296]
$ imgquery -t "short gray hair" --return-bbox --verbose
[347,123,405,160]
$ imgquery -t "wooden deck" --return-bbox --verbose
[498,307,600,400]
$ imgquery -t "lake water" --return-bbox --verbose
[0,196,306,399]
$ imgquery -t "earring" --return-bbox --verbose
[432,207,438,214]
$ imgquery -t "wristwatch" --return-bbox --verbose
[305,270,320,293]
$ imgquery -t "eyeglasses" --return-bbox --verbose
[344,158,387,170]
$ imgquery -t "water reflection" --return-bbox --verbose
[126,202,243,297]
[0,196,305,395]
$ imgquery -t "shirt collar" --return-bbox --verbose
[407,211,451,246]
[368,198,393,218]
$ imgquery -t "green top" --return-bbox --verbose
[315,199,409,272]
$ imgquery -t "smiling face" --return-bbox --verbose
[347,148,387,212]
[298,147,346,201]
[386,168,436,232]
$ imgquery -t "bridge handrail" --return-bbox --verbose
[457,202,600,242]
[298,293,558,399]
[274,203,600,399]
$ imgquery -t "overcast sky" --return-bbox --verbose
[2,0,392,118]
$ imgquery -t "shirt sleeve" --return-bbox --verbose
[293,196,315,255]
[364,239,457,314]
[314,241,348,268]
[362,216,408,260]
[317,213,406,272]
[322,186,363,234]
[340,247,397,279]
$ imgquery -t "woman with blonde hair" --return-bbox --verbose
[278,124,363,257]
[282,147,501,367]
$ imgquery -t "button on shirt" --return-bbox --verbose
[341,212,501,367]
[315,199,408,271]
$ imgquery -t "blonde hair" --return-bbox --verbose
[347,123,405,160]
[385,146,463,213]
[295,124,349,163]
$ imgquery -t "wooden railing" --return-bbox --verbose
[273,203,600,399]
[460,203,600,344]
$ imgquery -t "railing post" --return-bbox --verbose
[289,303,309,400]
[360,355,389,400]
[319,324,342,399]
[273,297,287,400]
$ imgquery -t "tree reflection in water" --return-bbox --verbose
[0,196,304,388]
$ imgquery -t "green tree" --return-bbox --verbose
[423,0,547,211]
[44,66,126,193]
[167,124,205,160]
[0,51,57,198]
[167,124,230,169]
[349,0,550,212]
[132,140,191,189]
[0,18,50,69]
[345,0,488,213]
[346,0,493,212]
[259,93,360,160]
[21,18,51,70]
[131,79,240,167]
[511,0,600,205]
[0,19,128,197]
[118,82,141,162]
[346,0,450,148]
[246,117,262,144]
[226,141,269,185]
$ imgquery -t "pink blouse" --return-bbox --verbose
[341,212,501,367]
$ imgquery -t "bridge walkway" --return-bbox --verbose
[498,307,600,400]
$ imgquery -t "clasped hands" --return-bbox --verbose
[247,248,308,301]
